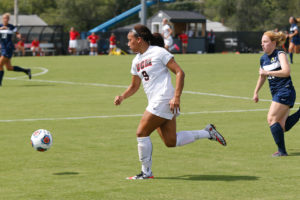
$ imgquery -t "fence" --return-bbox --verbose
[214,31,265,53]
[12,29,267,55]
[88,31,266,54]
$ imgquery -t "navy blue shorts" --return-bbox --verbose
[272,88,296,108]
[1,44,14,59]
[291,37,300,45]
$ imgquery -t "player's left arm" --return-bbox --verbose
[166,58,185,114]
[260,53,290,77]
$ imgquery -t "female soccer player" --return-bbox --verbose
[87,32,99,56]
[69,27,79,55]
[114,25,226,180]
[109,33,116,54]
[253,31,300,157]
[0,13,31,86]
[31,38,41,56]
[288,16,300,64]
[162,18,173,51]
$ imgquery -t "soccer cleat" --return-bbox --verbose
[205,124,227,146]
[272,151,288,157]
[126,171,154,180]
[26,69,32,79]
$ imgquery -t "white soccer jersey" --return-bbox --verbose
[162,24,173,46]
[162,24,171,38]
[131,46,174,103]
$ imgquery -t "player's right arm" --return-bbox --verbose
[253,73,267,103]
[114,75,141,106]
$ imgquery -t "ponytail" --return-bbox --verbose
[130,24,164,47]
[151,33,164,47]
[263,31,287,47]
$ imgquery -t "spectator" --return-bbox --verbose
[87,32,99,56]
[109,33,116,54]
[207,30,216,53]
[178,31,188,54]
[16,38,25,56]
[69,27,79,55]
[188,27,194,37]
[31,38,40,56]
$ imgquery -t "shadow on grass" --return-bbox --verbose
[53,172,79,176]
[288,152,300,156]
[156,174,259,181]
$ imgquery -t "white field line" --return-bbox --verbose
[0,108,274,123]
[7,77,300,105]
[5,67,49,79]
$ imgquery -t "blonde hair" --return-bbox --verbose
[263,31,286,47]
[2,13,10,18]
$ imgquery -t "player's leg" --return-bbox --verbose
[267,101,290,156]
[127,111,167,180]
[94,46,97,55]
[21,46,25,56]
[5,57,31,79]
[0,56,5,86]
[289,42,295,64]
[283,88,299,132]
[33,47,37,56]
[285,107,300,131]
[157,117,226,147]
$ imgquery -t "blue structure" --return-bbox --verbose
[88,0,175,33]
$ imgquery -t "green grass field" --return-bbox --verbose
[1,54,300,200]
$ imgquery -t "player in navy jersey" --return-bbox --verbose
[0,13,31,86]
[288,16,300,64]
[253,31,300,157]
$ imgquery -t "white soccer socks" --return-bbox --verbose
[136,130,210,175]
[137,137,153,176]
[176,129,210,146]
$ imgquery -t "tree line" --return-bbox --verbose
[0,0,299,32]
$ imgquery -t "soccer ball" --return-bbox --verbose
[31,129,53,152]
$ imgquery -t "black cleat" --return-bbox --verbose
[27,69,32,79]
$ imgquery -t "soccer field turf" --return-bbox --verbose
[1,54,300,200]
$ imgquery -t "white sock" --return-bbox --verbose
[137,137,152,175]
[176,129,210,147]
